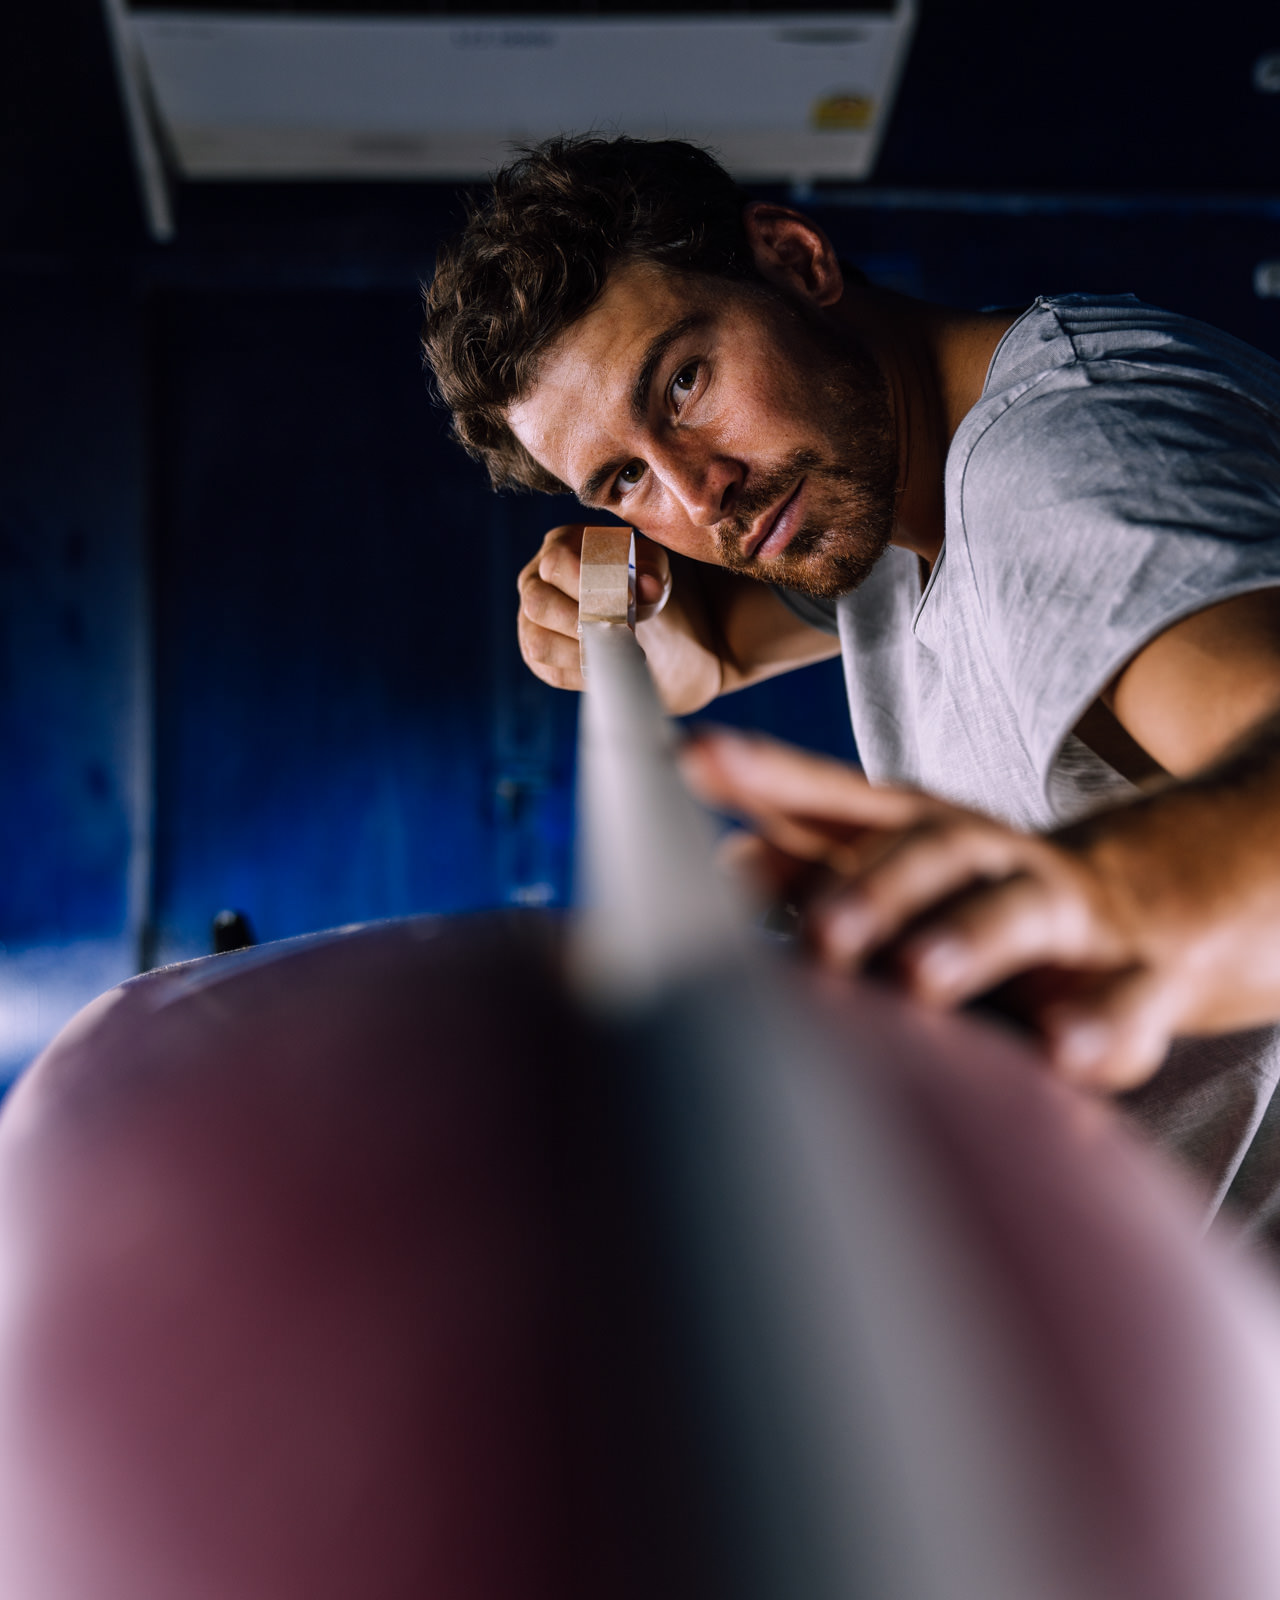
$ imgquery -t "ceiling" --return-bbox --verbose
[3,1,1279,253]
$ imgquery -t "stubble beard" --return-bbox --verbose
[712,327,899,601]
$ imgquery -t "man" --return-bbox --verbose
[423,136,1280,1232]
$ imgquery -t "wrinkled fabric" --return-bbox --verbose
[779,293,1280,1226]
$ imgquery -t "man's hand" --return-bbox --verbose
[516,524,841,714]
[516,524,673,690]
[680,726,1280,1095]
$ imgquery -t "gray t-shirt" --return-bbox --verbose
[780,293,1280,1226]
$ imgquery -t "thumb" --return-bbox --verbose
[1042,967,1184,1094]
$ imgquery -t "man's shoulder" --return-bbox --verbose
[943,291,1280,632]
[953,293,1280,520]
[985,293,1280,406]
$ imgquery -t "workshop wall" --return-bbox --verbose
[0,272,148,1073]
[3,0,1279,1075]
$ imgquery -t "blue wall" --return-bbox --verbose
[0,272,148,1073]
[149,286,577,959]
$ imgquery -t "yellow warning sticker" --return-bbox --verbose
[811,93,875,131]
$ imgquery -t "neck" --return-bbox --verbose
[833,287,1019,568]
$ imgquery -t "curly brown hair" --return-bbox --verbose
[421,135,758,493]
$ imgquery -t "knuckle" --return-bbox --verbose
[521,584,549,625]
[872,823,979,899]
[1049,890,1093,951]
[516,608,542,651]
[543,524,582,556]
[987,874,1069,958]
[520,620,558,666]
[1035,871,1102,954]
[538,552,577,593]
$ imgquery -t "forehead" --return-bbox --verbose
[507,260,714,482]
[540,258,702,390]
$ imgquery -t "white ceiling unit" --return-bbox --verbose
[102,2,916,240]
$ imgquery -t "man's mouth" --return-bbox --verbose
[743,479,805,562]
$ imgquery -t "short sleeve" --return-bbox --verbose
[957,365,1280,790]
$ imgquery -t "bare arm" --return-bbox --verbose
[680,588,1280,1092]
[1105,588,1280,774]
[517,525,839,714]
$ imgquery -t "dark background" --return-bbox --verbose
[4,0,1280,1074]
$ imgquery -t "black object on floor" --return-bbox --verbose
[211,909,256,954]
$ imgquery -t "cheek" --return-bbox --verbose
[634,501,717,563]
[722,358,814,450]
[651,523,714,561]
[704,385,789,461]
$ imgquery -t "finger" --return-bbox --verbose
[723,806,918,887]
[681,728,933,831]
[515,608,585,690]
[716,828,775,883]
[806,818,1033,969]
[517,524,583,588]
[633,535,673,621]
[725,804,877,866]
[891,870,1104,1007]
[533,527,585,601]
[519,572,581,640]
[1041,969,1183,1093]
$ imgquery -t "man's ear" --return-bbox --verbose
[742,203,844,308]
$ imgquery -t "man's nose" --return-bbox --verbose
[657,445,743,526]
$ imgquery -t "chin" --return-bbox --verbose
[757,522,892,600]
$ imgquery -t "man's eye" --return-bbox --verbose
[617,460,646,489]
[671,363,699,401]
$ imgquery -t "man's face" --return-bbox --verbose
[506,259,899,599]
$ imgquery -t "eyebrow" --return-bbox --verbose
[574,312,710,506]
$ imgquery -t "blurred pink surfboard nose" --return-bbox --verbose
[0,913,1279,1599]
